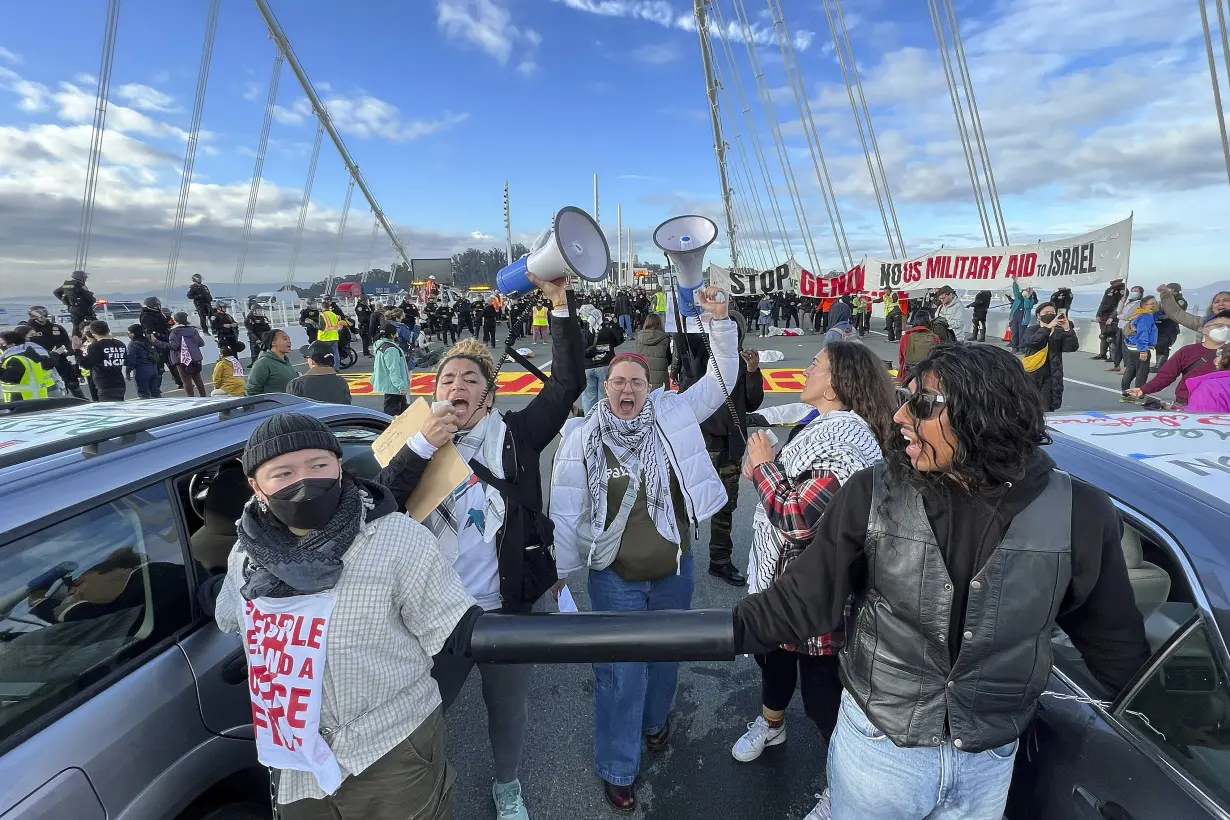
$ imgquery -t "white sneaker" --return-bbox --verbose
[803,789,832,820]
[731,715,786,762]
[493,779,530,820]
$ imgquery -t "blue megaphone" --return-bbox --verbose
[496,207,611,296]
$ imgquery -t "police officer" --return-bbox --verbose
[187,273,213,334]
[211,302,241,351]
[355,296,374,357]
[53,270,96,334]
[299,299,321,344]
[21,306,84,399]
[244,305,272,366]
[1,329,56,402]
[139,296,181,389]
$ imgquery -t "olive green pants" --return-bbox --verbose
[279,707,453,820]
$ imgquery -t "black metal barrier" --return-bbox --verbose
[470,608,735,664]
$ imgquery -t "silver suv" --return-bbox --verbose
[0,396,390,820]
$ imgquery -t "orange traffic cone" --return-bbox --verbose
[1003,327,1012,343]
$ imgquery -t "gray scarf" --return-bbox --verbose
[236,476,369,600]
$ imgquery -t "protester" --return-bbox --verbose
[246,329,298,396]
[377,273,582,820]
[732,343,1151,820]
[1158,284,1230,332]
[288,341,352,405]
[1007,281,1037,352]
[1109,285,1145,373]
[1092,278,1127,361]
[212,414,478,820]
[169,312,207,397]
[634,313,672,390]
[1185,344,1230,412]
[823,300,857,345]
[372,323,412,416]
[211,343,247,397]
[1019,303,1079,412]
[125,324,166,400]
[1127,310,1230,406]
[733,340,897,819]
[970,290,992,342]
[1120,294,1161,394]
[81,320,128,402]
[583,316,621,416]
[757,295,773,337]
[552,288,736,812]
[934,285,970,341]
[880,290,902,341]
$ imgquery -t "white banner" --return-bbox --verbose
[708,261,802,297]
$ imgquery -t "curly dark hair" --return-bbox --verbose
[824,341,899,448]
[887,343,1051,493]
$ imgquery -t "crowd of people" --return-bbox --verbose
[4,265,1229,819]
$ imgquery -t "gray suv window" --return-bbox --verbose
[0,483,191,744]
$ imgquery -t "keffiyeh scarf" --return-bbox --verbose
[584,398,680,546]
[423,409,508,551]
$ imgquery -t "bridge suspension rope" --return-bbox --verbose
[361,211,380,284]
[324,176,355,296]
[283,121,325,290]
[74,0,121,274]
[164,0,220,297]
[232,48,284,302]
[1199,0,1230,190]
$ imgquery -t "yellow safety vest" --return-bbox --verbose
[318,311,342,342]
[655,292,667,312]
[532,307,548,327]
[1,354,53,402]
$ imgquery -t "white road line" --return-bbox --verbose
[538,360,551,370]
[1062,377,1123,396]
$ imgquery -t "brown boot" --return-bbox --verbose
[646,719,671,752]
[603,782,636,813]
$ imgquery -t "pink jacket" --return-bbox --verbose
[1184,369,1230,413]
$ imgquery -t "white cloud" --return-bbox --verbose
[0,46,23,65]
[435,0,542,68]
[0,66,51,112]
[516,60,539,77]
[551,0,813,51]
[241,81,262,102]
[630,42,679,65]
[152,70,170,85]
[75,73,97,86]
[471,230,495,240]
[114,83,177,113]
[273,93,469,142]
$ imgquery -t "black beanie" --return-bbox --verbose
[242,413,342,476]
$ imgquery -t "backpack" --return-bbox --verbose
[899,326,944,384]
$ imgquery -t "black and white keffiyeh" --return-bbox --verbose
[584,398,680,545]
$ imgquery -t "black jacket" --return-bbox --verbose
[187,283,213,308]
[1096,283,1126,321]
[700,358,764,461]
[972,291,992,316]
[1051,288,1074,311]
[376,293,586,613]
[1020,323,1080,411]
[140,306,172,341]
[54,281,95,319]
[733,450,1150,697]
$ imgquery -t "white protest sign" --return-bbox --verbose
[242,593,344,794]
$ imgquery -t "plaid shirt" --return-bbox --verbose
[753,461,844,655]
[216,511,476,804]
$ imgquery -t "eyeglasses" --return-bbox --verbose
[607,377,648,391]
[896,387,947,420]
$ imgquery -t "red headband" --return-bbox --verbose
[610,352,649,366]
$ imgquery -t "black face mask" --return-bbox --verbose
[264,477,343,531]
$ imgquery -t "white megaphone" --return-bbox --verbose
[496,206,611,296]
[653,214,718,313]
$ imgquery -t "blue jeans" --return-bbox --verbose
[134,365,161,399]
[329,341,340,368]
[828,691,1018,820]
[582,366,606,415]
[1009,310,1024,351]
[588,550,695,786]
[618,313,633,337]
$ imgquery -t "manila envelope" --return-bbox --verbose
[371,398,471,522]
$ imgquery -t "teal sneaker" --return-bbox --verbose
[493,779,530,820]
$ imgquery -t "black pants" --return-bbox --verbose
[884,310,902,341]
[972,312,987,341]
[755,649,843,742]
[360,331,372,357]
[1121,349,1151,391]
[383,393,408,416]
[482,323,497,347]
[1111,331,1126,368]
[247,333,263,365]
[196,307,211,333]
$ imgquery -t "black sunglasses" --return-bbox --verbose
[896,387,948,420]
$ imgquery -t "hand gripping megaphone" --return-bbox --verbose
[653,214,718,313]
[496,206,611,296]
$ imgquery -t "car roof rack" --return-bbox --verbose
[0,395,303,471]
[0,397,90,417]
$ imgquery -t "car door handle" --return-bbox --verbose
[220,648,248,685]
[1074,786,1135,820]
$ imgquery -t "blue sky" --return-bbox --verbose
[1,0,1228,298]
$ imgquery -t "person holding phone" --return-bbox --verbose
[376,272,584,820]
[1018,302,1080,412]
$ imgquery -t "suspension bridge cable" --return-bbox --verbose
[233,49,284,299]
[361,211,380,283]
[325,176,355,296]
[720,0,823,276]
[767,0,852,269]
[284,121,325,289]
[925,0,994,246]
[832,0,906,256]
[726,175,768,274]
[819,0,900,258]
[1200,0,1230,188]
[165,0,220,296]
[693,0,741,268]
[941,0,1007,244]
[732,134,783,264]
[75,0,121,273]
[707,1,794,261]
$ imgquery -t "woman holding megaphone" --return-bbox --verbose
[376,272,583,820]
[550,286,738,812]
